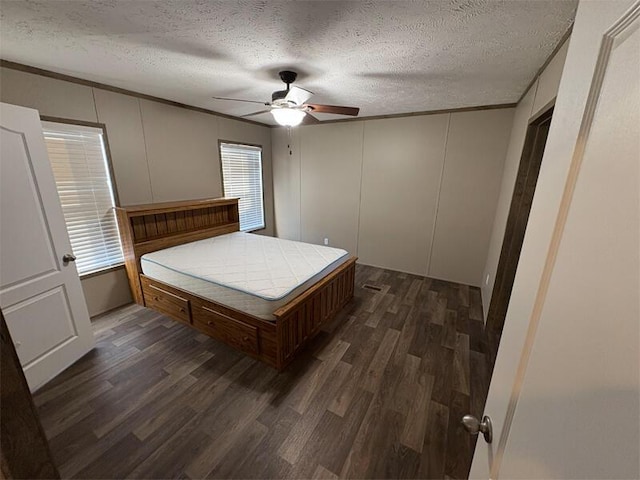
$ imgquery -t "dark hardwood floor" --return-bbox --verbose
[34,264,491,479]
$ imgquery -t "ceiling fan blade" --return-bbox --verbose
[212,96,268,105]
[306,104,360,116]
[284,85,314,106]
[302,112,320,125]
[241,110,272,118]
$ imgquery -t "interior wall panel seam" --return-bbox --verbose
[298,129,302,242]
[427,112,452,278]
[354,122,366,258]
[89,87,99,127]
[137,98,155,203]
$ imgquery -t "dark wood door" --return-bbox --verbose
[486,107,554,337]
[0,310,59,479]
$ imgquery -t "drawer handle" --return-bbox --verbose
[148,284,187,302]
[154,296,159,301]
[179,308,185,313]
[207,321,214,326]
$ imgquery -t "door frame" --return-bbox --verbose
[485,102,555,339]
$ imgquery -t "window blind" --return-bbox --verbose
[220,142,265,232]
[42,121,124,275]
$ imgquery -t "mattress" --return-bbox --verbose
[140,232,349,320]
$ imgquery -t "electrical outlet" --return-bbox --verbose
[485,274,490,286]
[323,237,329,246]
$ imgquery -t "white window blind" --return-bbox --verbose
[42,121,124,275]
[220,142,265,232]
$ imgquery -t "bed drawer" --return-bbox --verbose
[193,305,259,355]
[143,283,190,324]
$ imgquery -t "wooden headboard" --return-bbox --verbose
[115,197,240,304]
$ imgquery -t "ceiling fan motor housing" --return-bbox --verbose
[279,70,297,85]
[272,70,299,104]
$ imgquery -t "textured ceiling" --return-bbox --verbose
[0,0,577,125]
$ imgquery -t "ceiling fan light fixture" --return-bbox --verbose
[213,70,359,125]
[271,108,306,127]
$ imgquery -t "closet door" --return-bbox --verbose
[0,102,94,391]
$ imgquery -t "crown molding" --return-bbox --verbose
[0,59,269,128]
[1,59,520,129]
[517,23,574,104]
[270,102,517,128]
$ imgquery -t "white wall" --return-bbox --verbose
[272,127,301,242]
[139,99,223,202]
[480,39,570,319]
[359,115,448,276]
[93,89,153,205]
[300,122,365,256]
[80,269,132,318]
[429,109,516,285]
[0,68,98,122]
[0,66,274,316]
[273,107,514,287]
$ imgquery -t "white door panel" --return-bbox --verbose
[470,1,640,478]
[0,126,59,286]
[3,286,78,366]
[0,102,94,391]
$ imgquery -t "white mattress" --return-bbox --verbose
[140,232,349,320]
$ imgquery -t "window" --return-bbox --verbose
[42,121,124,275]
[220,142,265,232]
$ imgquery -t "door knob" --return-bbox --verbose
[461,414,493,443]
[62,253,76,264]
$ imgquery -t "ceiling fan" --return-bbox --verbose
[212,70,360,127]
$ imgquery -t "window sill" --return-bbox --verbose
[245,225,267,234]
[79,263,126,280]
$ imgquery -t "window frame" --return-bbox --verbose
[40,115,124,277]
[218,140,266,233]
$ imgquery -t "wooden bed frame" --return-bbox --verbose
[115,197,356,370]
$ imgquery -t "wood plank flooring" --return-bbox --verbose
[34,264,491,479]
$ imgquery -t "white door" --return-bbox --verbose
[470,1,640,478]
[0,102,94,391]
